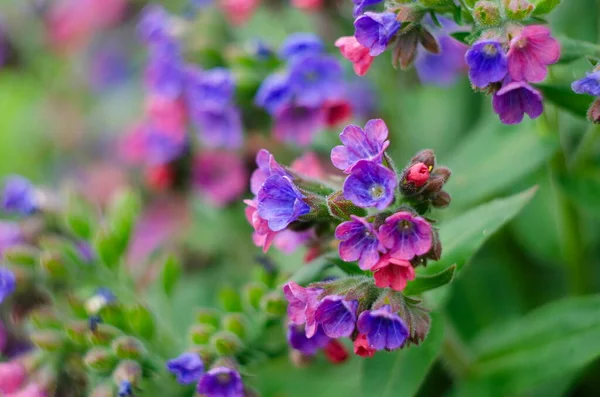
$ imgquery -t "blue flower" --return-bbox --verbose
[257,175,310,232]
[357,305,408,350]
[288,55,344,107]
[255,73,293,115]
[144,125,188,165]
[343,160,397,210]
[2,175,38,215]
[287,323,330,355]
[118,381,133,397]
[572,71,600,97]
[137,4,170,44]
[186,67,236,109]
[191,106,243,149]
[167,352,205,385]
[465,40,508,88]
[416,35,468,87]
[314,295,358,338]
[352,0,383,17]
[279,33,324,62]
[144,40,185,98]
[197,367,244,397]
[0,267,16,304]
[354,12,401,57]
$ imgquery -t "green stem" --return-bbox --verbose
[441,315,473,380]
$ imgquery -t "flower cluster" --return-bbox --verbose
[255,33,353,146]
[572,67,600,124]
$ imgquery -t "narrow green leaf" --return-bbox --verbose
[557,36,600,64]
[160,255,181,297]
[404,265,456,296]
[536,84,593,118]
[361,312,444,397]
[127,304,155,340]
[531,0,561,15]
[290,258,332,285]
[106,190,141,256]
[420,188,537,276]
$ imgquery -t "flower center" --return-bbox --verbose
[483,43,497,56]
[370,185,385,199]
[515,37,527,49]
[305,71,320,82]
[217,373,231,385]
[398,219,413,231]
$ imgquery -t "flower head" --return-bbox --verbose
[405,162,430,187]
[283,281,323,336]
[279,33,324,61]
[343,160,397,210]
[257,175,311,231]
[255,73,292,115]
[357,305,409,350]
[572,71,600,97]
[197,367,244,397]
[250,149,289,195]
[353,334,376,357]
[492,80,543,124]
[378,212,432,260]
[0,267,16,304]
[287,324,330,355]
[354,12,401,57]
[331,119,390,173]
[507,25,560,83]
[144,40,185,98]
[314,296,358,338]
[288,55,344,107]
[335,36,374,77]
[372,255,416,291]
[166,352,204,385]
[2,176,38,215]
[335,216,383,270]
[465,40,508,88]
[193,151,247,207]
[273,104,325,146]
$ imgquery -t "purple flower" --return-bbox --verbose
[572,71,600,96]
[254,73,292,115]
[0,267,16,304]
[352,0,383,17]
[274,104,325,146]
[279,33,324,61]
[0,222,23,257]
[2,176,38,215]
[343,160,397,210]
[118,381,133,397]
[144,40,185,98]
[191,106,243,149]
[330,119,390,173]
[492,80,543,125]
[166,352,204,385]
[257,175,311,231]
[354,12,401,57]
[357,305,408,350]
[250,149,289,195]
[144,125,188,165]
[288,55,344,107]
[186,67,236,109]
[283,281,322,337]
[197,367,244,397]
[314,296,358,338]
[416,35,468,87]
[465,40,508,88]
[137,4,170,44]
[287,324,330,355]
[378,211,432,260]
[335,216,383,270]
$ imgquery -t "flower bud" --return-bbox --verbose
[112,336,146,360]
[588,98,600,124]
[260,292,287,317]
[221,314,248,340]
[113,360,142,386]
[406,163,430,187]
[218,286,243,312]
[29,307,61,329]
[189,324,217,345]
[196,308,221,327]
[422,177,445,195]
[3,245,39,267]
[210,331,243,356]
[427,229,443,261]
[90,324,122,346]
[323,340,349,364]
[392,30,419,70]
[326,191,368,221]
[242,282,267,311]
[84,347,118,374]
[66,321,89,347]
[432,190,452,208]
[419,29,440,55]
[473,1,503,27]
[504,0,535,20]
[410,149,436,169]
[431,167,451,183]
[30,330,63,351]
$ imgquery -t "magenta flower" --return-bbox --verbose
[244,199,278,253]
[492,80,543,124]
[507,25,560,83]
[335,216,384,270]
[378,212,432,260]
[371,254,416,291]
[283,281,323,337]
[357,305,408,350]
[0,361,26,393]
[192,151,247,207]
[250,149,289,195]
[331,119,390,173]
[343,160,397,210]
[314,296,358,338]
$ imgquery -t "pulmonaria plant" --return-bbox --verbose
[572,67,600,124]
[245,118,452,357]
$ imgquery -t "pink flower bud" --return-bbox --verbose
[323,340,349,364]
[335,36,374,77]
[406,162,430,187]
[0,361,26,393]
[353,334,375,358]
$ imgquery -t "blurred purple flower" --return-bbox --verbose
[166,352,204,385]
[343,160,397,210]
[193,151,247,207]
[197,367,244,397]
[273,104,324,146]
[0,222,23,256]
[288,55,344,107]
[137,4,170,44]
[2,176,38,215]
[186,67,236,109]
[572,71,600,96]
[0,267,16,304]
[191,106,243,149]
[416,35,468,87]
[255,73,292,115]
[144,40,185,98]
[279,33,324,61]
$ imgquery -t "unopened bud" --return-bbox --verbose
[113,360,142,386]
[473,1,503,27]
[423,177,445,195]
[84,347,118,373]
[432,190,452,208]
[90,324,122,346]
[406,163,430,187]
[260,292,287,317]
[196,308,221,327]
[112,337,146,360]
[410,149,436,169]
[218,287,243,312]
[323,340,349,364]
[392,29,419,70]
[30,330,63,351]
[242,282,267,311]
[189,324,217,345]
[419,29,440,54]
[210,331,243,356]
[431,166,451,183]
[588,98,600,124]
[66,321,89,346]
[221,314,247,340]
[504,0,535,20]
[427,229,443,261]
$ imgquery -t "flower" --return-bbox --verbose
[250,149,289,195]
[273,229,314,254]
[372,255,416,291]
[335,216,383,270]
[572,71,600,96]
[288,55,344,107]
[257,175,311,232]
[0,267,16,304]
[415,35,468,87]
[118,381,133,397]
[405,162,430,187]
[492,80,543,124]
[193,151,247,207]
[314,296,358,338]
[354,12,401,57]
[144,40,185,98]
[273,104,325,146]
[331,119,390,173]
[507,25,560,83]
[357,305,409,350]
[166,352,205,385]
[0,361,26,393]
[244,199,278,253]
[254,73,292,115]
[191,106,243,149]
[335,36,374,77]
[197,367,244,397]
[279,33,324,61]
[0,221,24,256]
[290,152,325,179]
[2,176,38,215]
[378,212,432,260]
[352,0,383,17]
[323,340,349,364]
[137,4,169,43]
[343,160,397,210]
[353,334,376,357]
[218,0,260,26]
[287,324,330,355]
[283,281,323,336]
[465,40,508,88]
[186,67,236,109]
[143,123,188,165]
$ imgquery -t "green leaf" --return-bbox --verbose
[559,170,600,219]
[106,190,141,256]
[290,258,332,285]
[160,255,181,297]
[557,36,600,64]
[454,295,600,397]
[93,229,120,269]
[64,191,95,240]
[327,257,370,276]
[420,188,537,276]
[127,304,155,340]
[361,312,444,397]
[404,265,456,296]
[536,84,593,118]
[531,0,561,15]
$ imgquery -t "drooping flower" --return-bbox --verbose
[507,25,560,83]
[371,255,416,291]
[465,40,508,88]
[2,176,39,215]
[257,175,311,232]
[335,216,383,270]
[353,334,376,357]
[0,267,16,304]
[331,119,390,173]
[254,73,292,115]
[572,71,600,96]
[492,80,543,124]
[279,33,324,61]
[250,149,289,195]
[273,104,325,146]
[193,151,247,207]
[357,305,409,350]
[288,55,344,107]
[335,36,375,77]
[352,0,383,17]
[197,367,244,397]
[314,296,358,338]
[354,12,401,57]
[287,324,330,355]
[343,160,397,210]
[273,229,314,254]
[0,361,26,393]
[166,352,205,385]
[282,281,323,337]
[378,212,432,260]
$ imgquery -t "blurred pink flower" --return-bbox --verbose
[219,0,260,25]
[193,151,248,207]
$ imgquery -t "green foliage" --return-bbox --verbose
[160,255,181,298]
[404,265,456,296]
[531,0,562,15]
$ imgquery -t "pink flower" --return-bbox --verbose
[273,229,314,254]
[0,361,26,393]
[323,99,353,128]
[193,151,247,207]
[507,25,560,83]
[282,282,323,337]
[378,212,432,260]
[292,0,324,11]
[145,96,188,136]
[371,254,416,291]
[244,199,278,253]
[335,36,375,77]
[291,152,325,179]
[353,334,375,358]
[218,0,260,25]
[8,383,47,397]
